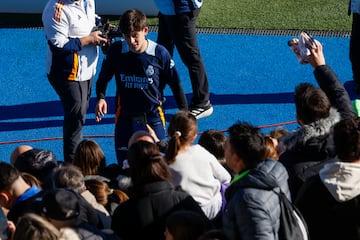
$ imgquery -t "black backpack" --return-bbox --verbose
[274,190,309,240]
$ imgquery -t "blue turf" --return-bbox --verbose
[0,29,356,164]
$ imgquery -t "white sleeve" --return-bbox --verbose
[208,152,231,184]
[42,3,70,48]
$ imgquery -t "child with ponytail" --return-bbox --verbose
[165,110,231,220]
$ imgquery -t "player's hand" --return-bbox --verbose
[95,99,107,122]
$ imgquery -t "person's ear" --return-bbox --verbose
[190,131,197,143]
[237,156,247,171]
[143,26,149,36]
[0,192,10,208]
[229,154,246,174]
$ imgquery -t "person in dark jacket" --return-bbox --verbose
[14,148,58,190]
[222,122,290,240]
[279,40,355,199]
[41,188,119,240]
[0,161,44,224]
[53,165,108,229]
[295,117,360,240]
[111,141,208,240]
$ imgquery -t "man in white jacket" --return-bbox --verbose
[42,0,106,162]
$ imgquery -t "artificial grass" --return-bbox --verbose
[147,0,352,32]
[0,0,352,32]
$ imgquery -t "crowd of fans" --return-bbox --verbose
[2,11,360,240]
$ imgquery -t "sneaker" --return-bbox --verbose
[190,102,213,119]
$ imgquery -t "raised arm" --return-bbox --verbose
[309,41,355,119]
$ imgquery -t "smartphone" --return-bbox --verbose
[0,208,9,240]
[132,113,147,132]
[300,31,316,49]
[292,31,316,63]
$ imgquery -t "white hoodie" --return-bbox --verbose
[320,161,360,202]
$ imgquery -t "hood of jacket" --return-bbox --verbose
[320,161,360,202]
[281,107,340,153]
[225,159,289,201]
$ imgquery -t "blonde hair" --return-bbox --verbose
[21,172,42,189]
[264,136,279,160]
[85,179,129,206]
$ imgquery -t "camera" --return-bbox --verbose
[92,20,122,54]
[96,22,122,40]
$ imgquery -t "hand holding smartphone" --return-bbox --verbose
[288,31,317,64]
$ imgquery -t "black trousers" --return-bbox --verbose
[350,13,360,86]
[157,9,210,108]
[48,76,92,162]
